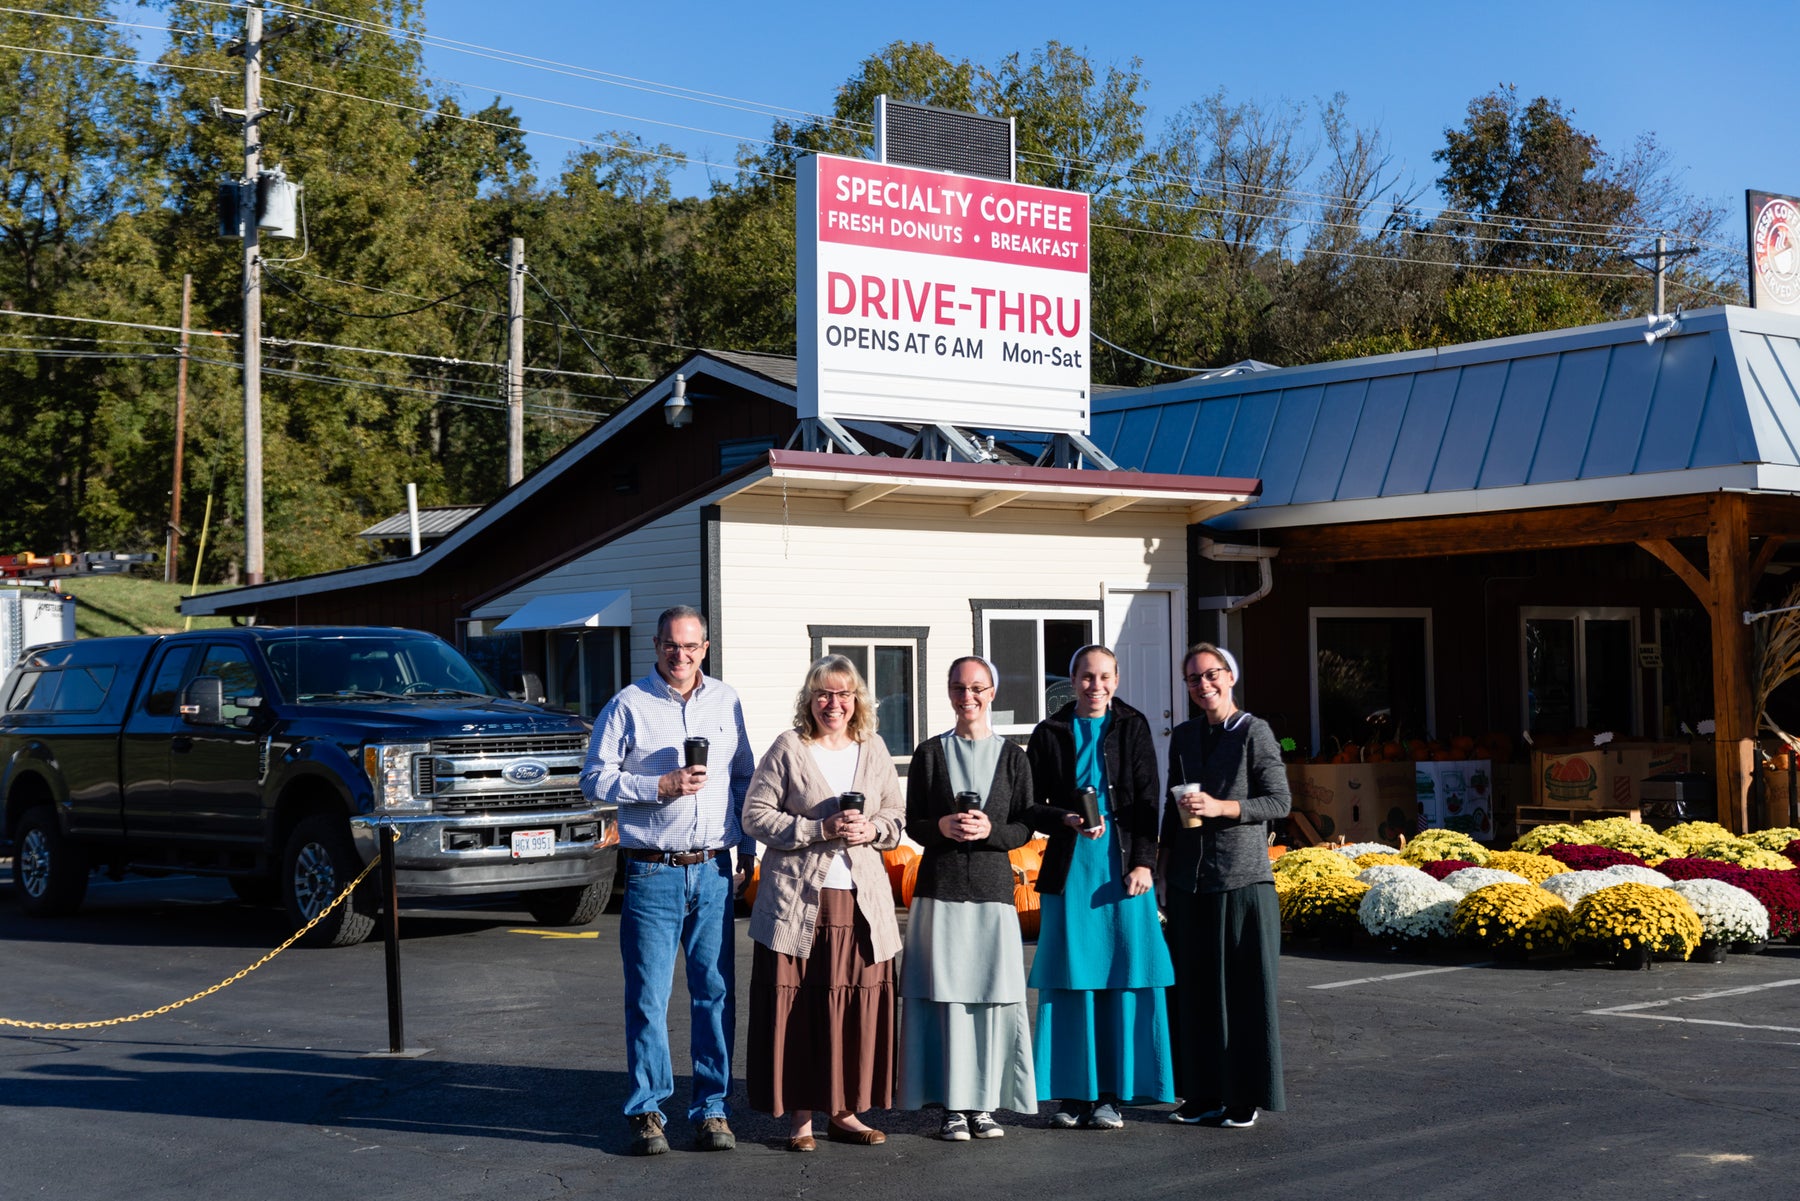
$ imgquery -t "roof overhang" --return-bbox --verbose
[487,588,632,630]
[732,449,1259,524]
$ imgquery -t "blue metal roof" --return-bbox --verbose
[1091,306,1800,529]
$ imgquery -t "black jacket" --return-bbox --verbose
[905,733,1035,904]
[1024,699,1161,895]
[1160,710,1291,894]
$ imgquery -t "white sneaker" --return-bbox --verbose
[1086,1102,1123,1130]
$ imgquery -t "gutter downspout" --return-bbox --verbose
[1197,538,1278,611]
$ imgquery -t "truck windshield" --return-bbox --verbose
[262,635,502,703]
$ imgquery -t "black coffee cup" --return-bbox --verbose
[955,790,983,813]
[839,791,865,815]
[684,736,709,768]
[1074,786,1101,830]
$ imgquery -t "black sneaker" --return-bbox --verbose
[967,1111,1004,1139]
[1049,1100,1089,1129]
[1168,1099,1224,1125]
[628,1112,669,1156]
[937,1112,971,1141]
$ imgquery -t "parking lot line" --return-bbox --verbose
[1309,963,1494,990]
[1584,977,1800,1032]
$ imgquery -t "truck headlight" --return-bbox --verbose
[364,742,432,813]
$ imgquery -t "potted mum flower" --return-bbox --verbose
[1744,826,1800,852]
[1451,883,1573,959]
[1576,817,1682,864]
[1359,875,1461,948]
[1670,878,1771,956]
[1484,850,1571,885]
[1402,829,1490,866]
[1540,871,1624,907]
[1571,882,1703,968]
[1512,823,1587,854]
[1542,844,1646,871]
[1692,839,1797,872]
[1442,867,1532,894]
[1271,846,1360,885]
[1280,876,1371,946]
[1738,869,1800,940]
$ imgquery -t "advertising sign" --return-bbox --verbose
[797,153,1091,434]
[1747,190,1800,316]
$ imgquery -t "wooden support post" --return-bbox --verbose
[1707,493,1754,833]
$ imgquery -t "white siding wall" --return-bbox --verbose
[719,492,1187,757]
[478,507,702,676]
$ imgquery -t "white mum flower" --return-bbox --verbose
[1358,875,1462,941]
[1358,864,1434,887]
[1599,864,1673,888]
[1670,878,1771,944]
[1336,841,1400,858]
[1540,870,1618,905]
[1442,867,1532,895]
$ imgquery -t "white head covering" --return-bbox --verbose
[1216,646,1241,684]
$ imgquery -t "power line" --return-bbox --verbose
[1089,332,1210,374]
[264,266,492,320]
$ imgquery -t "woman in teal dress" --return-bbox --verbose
[1025,645,1174,1129]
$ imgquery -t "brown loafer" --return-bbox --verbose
[826,1121,886,1145]
[787,1133,817,1152]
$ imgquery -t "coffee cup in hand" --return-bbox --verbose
[1173,783,1204,828]
[954,790,983,814]
[1074,786,1102,830]
[838,791,865,815]
[683,736,709,768]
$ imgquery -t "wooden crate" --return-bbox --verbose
[1515,804,1640,834]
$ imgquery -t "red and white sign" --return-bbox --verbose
[1748,190,1800,316]
[797,153,1091,434]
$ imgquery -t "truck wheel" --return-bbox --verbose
[525,861,614,926]
[13,805,89,917]
[281,814,377,947]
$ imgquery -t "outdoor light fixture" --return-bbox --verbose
[1644,308,1683,344]
[663,373,693,428]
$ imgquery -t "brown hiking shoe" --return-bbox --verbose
[628,1112,669,1156]
[694,1115,736,1151]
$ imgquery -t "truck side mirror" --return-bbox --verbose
[179,676,224,726]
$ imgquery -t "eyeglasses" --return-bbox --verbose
[949,684,992,696]
[1185,668,1230,685]
[811,689,855,703]
[656,640,705,655]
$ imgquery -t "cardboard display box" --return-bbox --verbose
[1531,744,1691,811]
[1416,760,1497,841]
[1287,763,1418,844]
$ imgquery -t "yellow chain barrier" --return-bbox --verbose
[1,838,386,1032]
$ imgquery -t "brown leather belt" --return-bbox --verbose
[624,847,719,867]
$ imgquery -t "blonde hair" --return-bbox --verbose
[792,654,878,743]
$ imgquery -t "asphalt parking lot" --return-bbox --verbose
[4,868,1799,1201]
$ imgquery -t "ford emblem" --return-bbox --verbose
[502,759,550,786]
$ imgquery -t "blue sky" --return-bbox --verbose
[414,0,1786,225]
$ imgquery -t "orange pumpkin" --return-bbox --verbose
[1011,865,1041,939]
[741,862,760,908]
[1009,837,1047,881]
[899,856,921,908]
[1268,845,1288,861]
[882,845,919,905]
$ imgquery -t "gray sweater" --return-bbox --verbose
[1160,711,1291,894]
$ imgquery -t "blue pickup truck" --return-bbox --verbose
[1,626,616,945]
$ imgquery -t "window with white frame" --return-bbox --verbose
[1310,608,1435,753]
[974,602,1099,735]
[1521,606,1640,736]
[811,626,925,759]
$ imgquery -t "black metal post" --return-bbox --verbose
[380,825,404,1054]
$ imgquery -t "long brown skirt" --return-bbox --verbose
[748,887,896,1116]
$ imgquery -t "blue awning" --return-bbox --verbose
[493,589,632,632]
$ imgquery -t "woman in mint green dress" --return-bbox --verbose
[1025,645,1175,1129]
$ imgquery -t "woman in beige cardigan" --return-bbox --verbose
[743,653,906,1152]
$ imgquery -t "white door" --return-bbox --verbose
[1107,587,1176,799]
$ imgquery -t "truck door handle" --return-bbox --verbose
[172,737,193,753]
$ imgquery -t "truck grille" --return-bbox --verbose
[422,734,590,816]
[431,734,587,756]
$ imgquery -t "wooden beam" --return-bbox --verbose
[968,490,1027,518]
[1708,492,1754,834]
[842,481,902,512]
[1751,534,1788,582]
[1636,539,1714,608]
[1275,493,1715,564]
[1084,494,1140,522]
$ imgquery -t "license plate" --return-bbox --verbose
[510,829,555,859]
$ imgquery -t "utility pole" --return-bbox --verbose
[166,273,192,584]
[1655,234,1667,317]
[507,236,525,487]
[241,1,266,584]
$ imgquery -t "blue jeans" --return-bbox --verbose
[619,851,736,1122]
